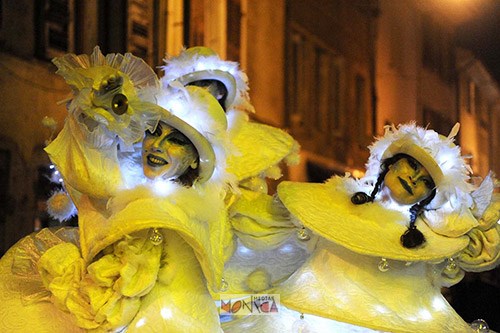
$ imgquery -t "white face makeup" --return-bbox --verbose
[142,122,198,180]
[384,156,434,205]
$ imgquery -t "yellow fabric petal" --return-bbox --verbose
[231,188,300,249]
[87,254,121,287]
[459,224,500,272]
[38,242,85,308]
[115,235,162,297]
[94,291,141,330]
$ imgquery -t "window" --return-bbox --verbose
[98,0,162,67]
[0,149,10,226]
[286,26,345,157]
[355,74,370,136]
[184,0,205,47]
[423,107,454,137]
[127,0,154,64]
[35,0,75,59]
[421,14,454,82]
[226,0,241,62]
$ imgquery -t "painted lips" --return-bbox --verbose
[147,154,168,167]
[398,177,413,195]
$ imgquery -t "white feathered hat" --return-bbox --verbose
[365,122,475,210]
[155,85,235,186]
[160,46,254,113]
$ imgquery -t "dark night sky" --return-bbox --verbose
[455,1,500,84]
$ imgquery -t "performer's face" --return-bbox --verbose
[142,122,198,180]
[384,157,434,205]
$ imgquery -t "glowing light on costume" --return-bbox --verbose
[152,179,178,197]
[406,315,418,322]
[374,304,391,314]
[295,272,315,286]
[279,243,294,254]
[432,296,447,311]
[135,318,146,328]
[164,98,187,116]
[161,307,173,320]
[237,244,252,254]
[418,308,433,321]
[196,62,208,71]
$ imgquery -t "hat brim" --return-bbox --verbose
[148,103,216,184]
[277,179,469,261]
[176,69,237,111]
[382,141,444,187]
[227,122,296,181]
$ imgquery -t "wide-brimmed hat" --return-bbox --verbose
[46,47,163,200]
[277,123,479,261]
[227,121,299,181]
[278,178,469,262]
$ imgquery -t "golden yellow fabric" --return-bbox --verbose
[0,230,84,333]
[277,177,470,262]
[0,226,224,332]
[227,121,298,181]
[45,116,123,200]
[230,188,295,249]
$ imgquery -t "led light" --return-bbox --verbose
[238,245,252,254]
[161,307,173,319]
[152,179,177,196]
[135,318,146,328]
[418,309,432,321]
[432,296,446,311]
[279,244,294,253]
[374,304,390,314]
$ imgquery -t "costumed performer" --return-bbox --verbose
[0,47,235,333]
[223,123,500,333]
[161,47,308,296]
[0,45,160,333]
[160,46,300,192]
